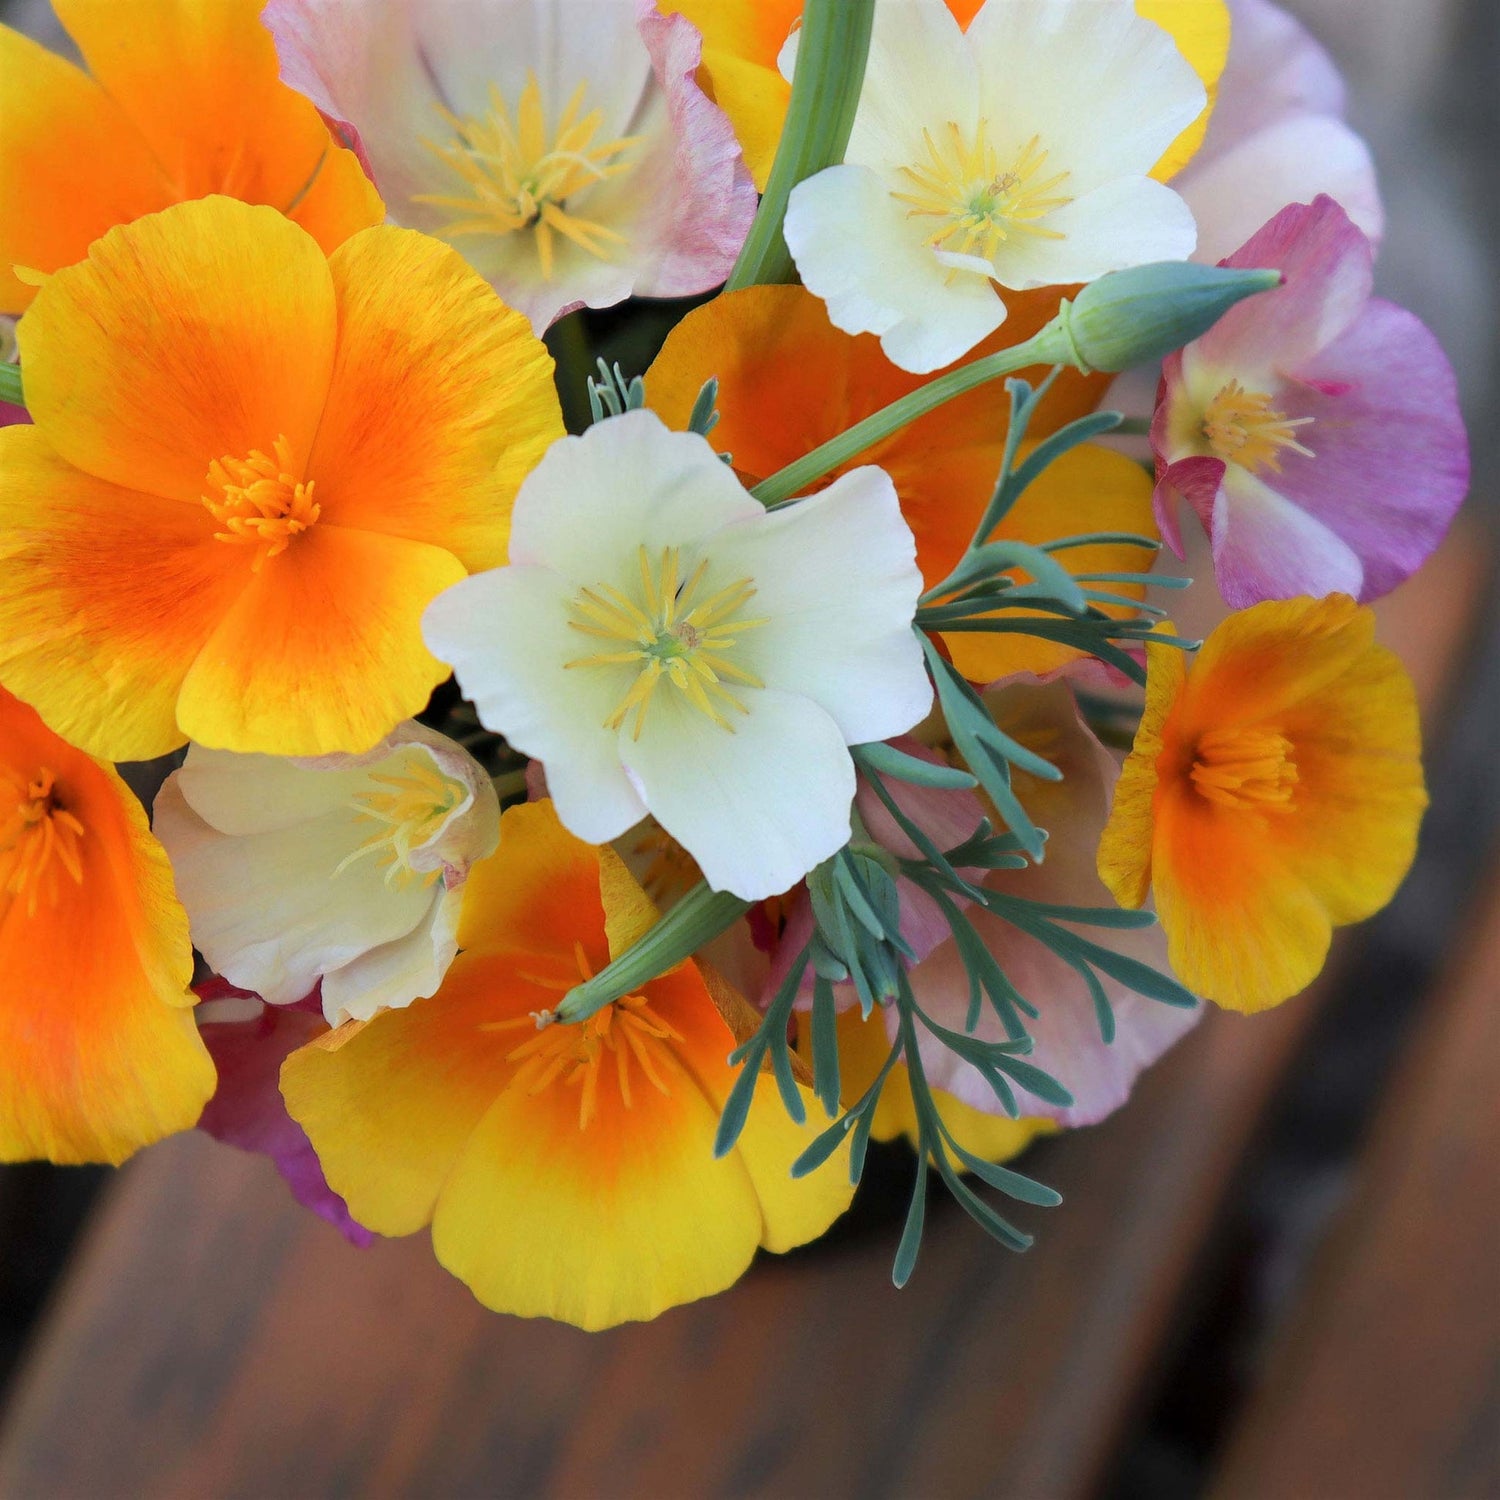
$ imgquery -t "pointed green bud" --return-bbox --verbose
[1031,263,1284,374]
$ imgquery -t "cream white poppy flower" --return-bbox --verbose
[783,0,1206,373]
[422,409,932,902]
[154,723,500,1025]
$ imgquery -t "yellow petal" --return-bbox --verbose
[0,426,243,762]
[312,226,564,573]
[19,197,337,504]
[175,524,466,756]
[1138,0,1232,180]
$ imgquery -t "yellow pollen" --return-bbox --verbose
[1203,379,1316,475]
[565,545,769,739]
[202,434,319,571]
[1190,727,1299,811]
[333,753,469,890]
[482,943,684,1131]
[892,125,1073,265]
[416,73,641,280]
[0,766,85,918]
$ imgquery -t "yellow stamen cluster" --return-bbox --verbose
[892,125,1072,263]
[202,434,320,571]
[631,820,702,905]
[0,766,85,917]
[486,941,684,1131]
[334,754,468,889]
[1203,379,1316,475]
[1191,727,1299,811]
[417,73,640,279]
[566,545,768,739]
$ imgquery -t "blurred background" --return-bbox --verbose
[0,1,1496,1496]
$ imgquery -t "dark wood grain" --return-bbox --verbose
[1210,872,1500,1500]
[0,530,1485,1500]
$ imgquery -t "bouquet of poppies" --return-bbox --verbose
[0,0,1467,1331]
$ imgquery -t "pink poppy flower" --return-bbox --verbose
[264,0,755,331]
[1153,196,1468,608]
[195,979,375,1247]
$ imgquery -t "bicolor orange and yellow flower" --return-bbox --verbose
[0,0,382,313]
[281,800,854,1329]
[1098,596,1426,1011]
[0,195,563,761]
[0,687,214,1165]
[646,284,1159,686]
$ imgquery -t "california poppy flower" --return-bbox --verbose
[0,687,214,1164]
[647,283,1158,686]
[282,800,854,1329]
[1098,596,1426,1011]
[0,195,563,760]
[0,0,382,313]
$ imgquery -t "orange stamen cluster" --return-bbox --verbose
[202,434,320,571]
[0,766,85,917]
[1190,726,1299,811]
[484,942,684,1130]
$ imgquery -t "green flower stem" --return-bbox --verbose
[0,362,22,409]
[556,881,751,1025]
[749,334,1052,506]
[724,0,875,292]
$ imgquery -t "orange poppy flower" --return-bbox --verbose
[660,0,1229,191]
[0,0,382,313]
[281,799,854,1329]
[1098,595,1427,1012]
[0,195,563,760]
[646,283,1157,684]
[0,687,213,1164]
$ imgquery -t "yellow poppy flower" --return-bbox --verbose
[0,196,563,760]
[282,800,854,1330]
[0,687,214,1164]
[1098,596,1427,1012]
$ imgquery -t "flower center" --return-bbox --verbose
[485,942,684,1131]
[1190,727,1299,810]
[202,435,320,571]
[565,545,769,739]
[0,766,85,917]
[334,754,469,889]
[1202,380,1316,475]
[892,125,1072,263]
[417,73,641,280]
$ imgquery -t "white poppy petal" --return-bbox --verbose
[619,689,855,902]
[322,886,462,1025]
[708,467,931,745]
[785,164,1005,373]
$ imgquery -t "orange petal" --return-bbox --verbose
[0,689,213,1164]
[310,226,563,572]
[20,197,337,504]
[52,0,381,249]
[0,426,242,761]
[175,523,466,756]
[0,25,171,314]
[456,801,611,974]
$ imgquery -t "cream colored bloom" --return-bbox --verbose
[154,722,499,1024]
[423,410,932,902]
[783,0,1205,371]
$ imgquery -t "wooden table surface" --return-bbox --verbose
[0,531,1491,1500]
